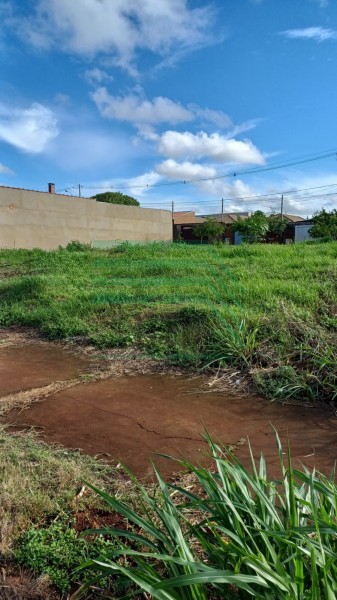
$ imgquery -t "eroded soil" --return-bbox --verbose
[1,330,337,478]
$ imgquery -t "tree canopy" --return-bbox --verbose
[232,211,269,243]
[194,217,224,243]
[91,191,140,206]
[309,208,337,241]
[232,211,287,243]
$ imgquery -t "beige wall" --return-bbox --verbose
[0,187,172,249]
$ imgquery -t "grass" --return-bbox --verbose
[1,241,337,402]
[0,428,117,554]
[77,433,337,600]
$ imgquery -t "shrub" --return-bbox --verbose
[64,241,92,252]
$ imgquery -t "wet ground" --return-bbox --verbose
[1,337,337,478]
[0,342,93,396]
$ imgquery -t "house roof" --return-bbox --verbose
[272,213,305,223]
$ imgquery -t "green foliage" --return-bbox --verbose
[64,241,92,252]
[232,210,269,243]
[0,429,114,553]
[1,242,337,402]
[194,217,224,243]
[15,521,114,593]
[78,434,337,599]
[232,212,288,243]
[267,214,287,237]
[91,191,140,206]
[310,208,337,240]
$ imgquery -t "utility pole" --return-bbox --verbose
[171,200,174,222]
[78,184,82,198]
[280,194,284,219]
[221,198,224,222]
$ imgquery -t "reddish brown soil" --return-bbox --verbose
[0,343,93,396]
[74,508,127,534]
[5,374,337,478]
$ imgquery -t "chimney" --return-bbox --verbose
[48,182,55,194]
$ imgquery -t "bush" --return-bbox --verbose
[64,241,92,252]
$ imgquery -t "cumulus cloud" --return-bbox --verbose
[281,26,337,42]
[156,159,217,181]
[0,102,59,153]
[91,88,260,137]
[155,159,258,202]
[15,0,215,70]
[157,131,265,165]
[92,88,194,125]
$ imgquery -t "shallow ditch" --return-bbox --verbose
[1,331,337,478]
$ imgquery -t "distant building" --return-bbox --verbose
[173,210,310,244]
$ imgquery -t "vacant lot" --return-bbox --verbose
[1,241,337,403]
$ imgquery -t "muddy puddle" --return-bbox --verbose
[0,342,93,396]
[2,353,337,477]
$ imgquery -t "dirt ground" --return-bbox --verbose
[1,329,337,478]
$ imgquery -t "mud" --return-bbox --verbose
[5,373,337,478]
[0,342,94,397]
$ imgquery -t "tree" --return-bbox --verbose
[91,191,140,206]
[309,208,337,240]
[232,211,269,243]
[267,214,287,242]
[194,217,224,243]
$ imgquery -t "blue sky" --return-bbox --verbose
[1,0,337,216]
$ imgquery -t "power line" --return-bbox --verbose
[71,148,337,192]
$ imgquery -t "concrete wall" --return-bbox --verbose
[0,187,172,249]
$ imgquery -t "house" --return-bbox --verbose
[173,211,251,243]
[173,210,307,244]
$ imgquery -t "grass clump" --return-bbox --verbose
[78,434,337,599]
[1,242,337,401]
[0,429,115,554]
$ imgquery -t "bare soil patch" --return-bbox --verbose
[4,373,337,478]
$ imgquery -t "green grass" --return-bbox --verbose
[0,429,116,553]
[1,241,337,402]
[77,433,337,600]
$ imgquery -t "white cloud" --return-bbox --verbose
[157,131,265,165]
[92,88,194,125]
[281,27,337,42]
[155,159,258,202]
[124,171,162,196]
[0,102,59,153]
[199,177,256,199]
[190,106,233,129]
[0,162,14,175]
[156,159,216,181]
[15,0,215,70]
[84,68,114,86]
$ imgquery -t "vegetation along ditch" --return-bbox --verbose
[1,240,337,598]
